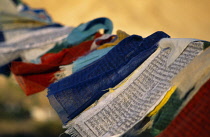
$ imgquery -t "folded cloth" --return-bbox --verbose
[72,30,129,73]
[127,42,210,137]
[64,41,204,137]
[0,24,73,66]
[0,14,49,31]
[47,31,170,124]
[11,33,101,95]
[40,33,101,65]
[158,38,200,66]
[71,30,129,73]
[90,34,117,50]
[72,47,114,73]
[1,23,67,40]
[97,30,130,50]
[66,17,113,46]
[157,78,210,137]
[47,17,113,53]
[149,45,210,136]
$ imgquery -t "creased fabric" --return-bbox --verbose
[157,78,210,137]
[72,47,114,73]
[97,30,130,50]
[47,17,113,53]
[0,15,48,31]
[40,33,101,65]
[47,31,170,124]
[66,17,113,46]
[90,34,117,50]
[158,38,200,66]
[0,24,73,66]
[172,44,210,98]
[147,45,210,136]
[11,33,101,95]
[64,41,204,137]
[147,86,177,117]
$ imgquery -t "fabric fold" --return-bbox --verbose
[159,38,200,66]
[47,31,170,124]
[64,40,204,137]
[66,17,113,46]
[10,33,101,95]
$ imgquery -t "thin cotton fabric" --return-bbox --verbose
[11,33,101,95]
[63,40,204,137]
[66,17,113,46]
[97,30,129,49]
[47,17,113,53]
[157,78,210,137]
[0,24,73,66]
[40,33,101,65]
[0,0,73,76]
[129,44,210,137]
[90,34,117,50]
[2,2,208,135]
[150,45,210,136]
[47,31,170,124]
[72,47,114,73]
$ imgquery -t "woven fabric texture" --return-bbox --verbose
[47,31,170,124]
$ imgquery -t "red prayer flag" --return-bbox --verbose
[11,33,102,95]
